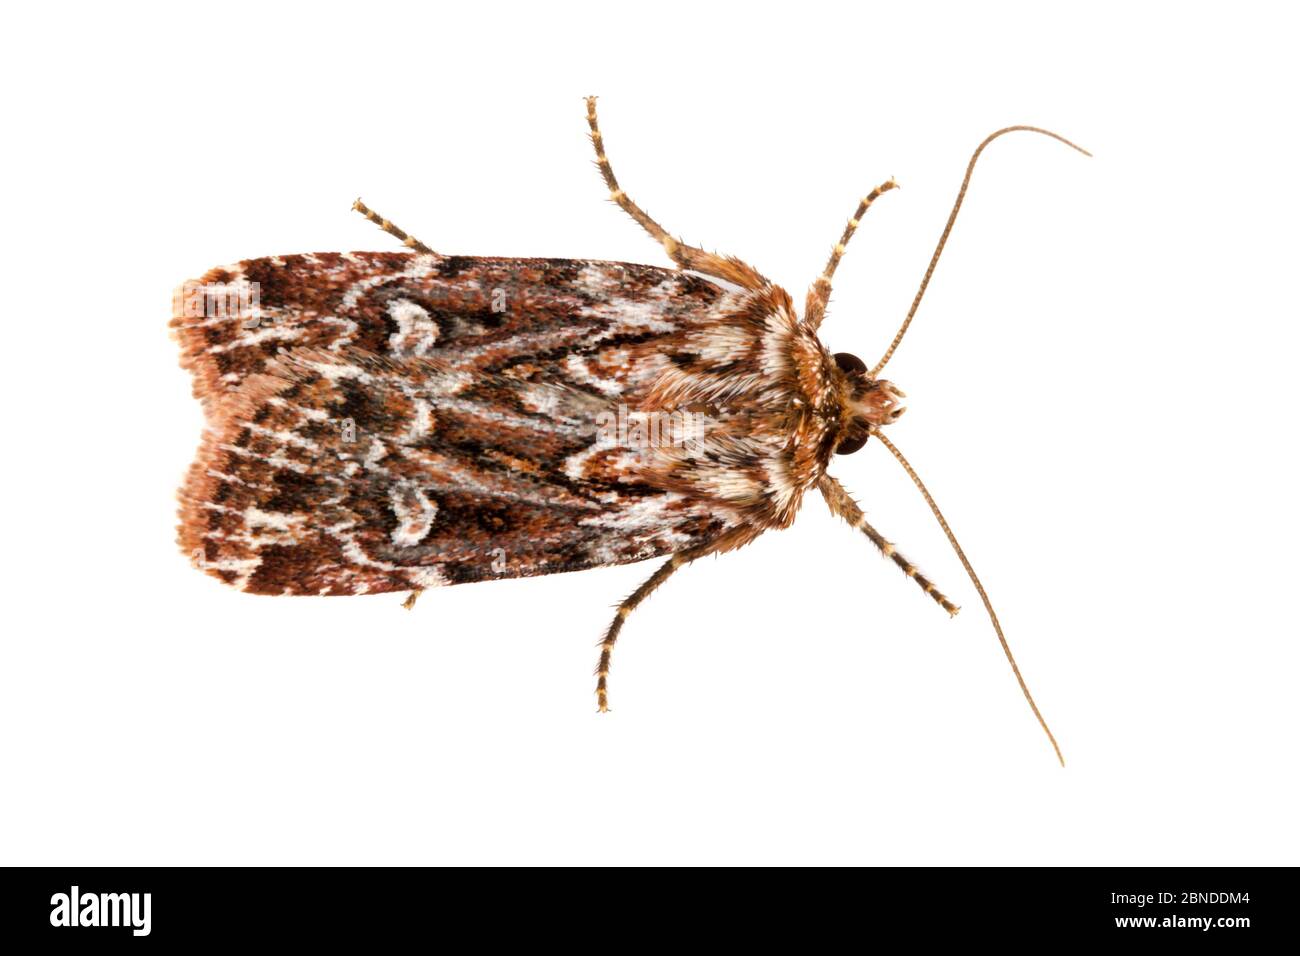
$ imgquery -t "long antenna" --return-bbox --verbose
[870,427,1064,766]
[871,126,1090,376]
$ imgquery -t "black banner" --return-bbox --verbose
[0,867,1286,945]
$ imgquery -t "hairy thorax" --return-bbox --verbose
[637,284,843,530]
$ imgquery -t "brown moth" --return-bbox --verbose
[173,98,1087,763]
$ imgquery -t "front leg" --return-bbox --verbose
[819,473,959,615]
[804,180,897,331]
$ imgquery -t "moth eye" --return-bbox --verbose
[834,352,868,375]
[835,432,868,455]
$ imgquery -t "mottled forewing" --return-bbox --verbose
[172,251,732,403]
[174,253,750,594]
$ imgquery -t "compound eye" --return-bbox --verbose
[834,352,868,375]
[835,433,868,455]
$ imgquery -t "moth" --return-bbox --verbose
[174,98,1087,763]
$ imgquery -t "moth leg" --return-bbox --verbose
[352,198,438,255]
[804,180,898,331]
[818,474,959,615]
[595,546,702,712]
[584,97,769,291]
[401,590,421,611]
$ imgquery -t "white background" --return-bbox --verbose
[2,2,1296,866]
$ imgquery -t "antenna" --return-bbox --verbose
[871,127,1091,376]
[871,426,1064,766]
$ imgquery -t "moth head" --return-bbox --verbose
[831,351,906,455]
